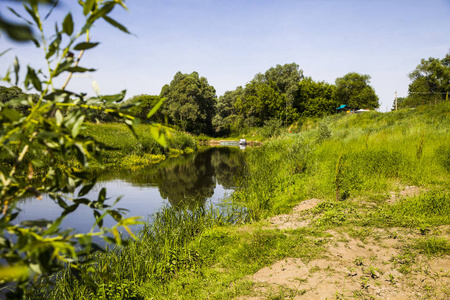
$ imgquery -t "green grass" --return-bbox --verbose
[26,103,450,299]
[83,122,197,168]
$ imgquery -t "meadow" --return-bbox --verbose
[27,103,450,299]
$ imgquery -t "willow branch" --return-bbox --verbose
[61,33,90,90]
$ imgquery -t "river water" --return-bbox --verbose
[15,147,245,235]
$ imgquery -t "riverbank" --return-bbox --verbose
[28,103,449,299]
[82,122,198,169]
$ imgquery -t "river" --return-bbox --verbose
[15,147,245,235]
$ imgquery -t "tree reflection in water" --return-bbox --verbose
[98,147,245,208]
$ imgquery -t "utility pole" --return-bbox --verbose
[395,91,398,111]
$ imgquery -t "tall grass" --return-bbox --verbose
[27,103,450,299]
[29,205,244,299]
[233,103,450,220]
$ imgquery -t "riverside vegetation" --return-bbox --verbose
[26,102,450,299]
[1,1,449,299]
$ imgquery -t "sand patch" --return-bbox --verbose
[246,231,450,299]
[266,199,320,230]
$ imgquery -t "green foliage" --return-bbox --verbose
[0,1,156,296]
[296,77,338,118]
[235,64,302,128]
[382,189,450,227]
[161,71,217,134]
[407,51,450,106]
[413,236,450,256]
[334,72,379,109]
[315,118,332,143]
[212,87,243,135]
[0,85,38,115]
[261,118,284,138]
[125,94,165,122]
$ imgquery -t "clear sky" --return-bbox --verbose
[1,0,449,112]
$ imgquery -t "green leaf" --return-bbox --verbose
[73,198,90,205]
[150,125,167,147]
[109,210,122,222]
[98,188,106,204]
[53,59,74,77]
[78,179,96,197]
[14,56,19,86]
[7,7,33,25]
[147,98,165,118]
[66,66,96,73]
[46,34,62,59]
[62,13,73,35]
[87,2,115,24]
[72,115,85,138]
[73,42,100,51]
[102,15,130,34]
[0,48,12,57]
[23,4,41,28]
[43,216,64,236]
[56,196,68,209]
[0,17,34,42]
[25,66,42,91]
[2,108,22,122]
[100,89,126,104]
[62,204,79,217]
[55,109,63,126]
[93,210,103,229]
[0,265,28,281]
[83,0,96,16]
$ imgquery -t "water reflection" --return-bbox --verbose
[97,147,245,208]
[16,147,245,234]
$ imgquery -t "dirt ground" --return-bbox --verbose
[238,189,450,300]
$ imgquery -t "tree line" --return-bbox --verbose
[2,53,449,136]
[125,63,379,136]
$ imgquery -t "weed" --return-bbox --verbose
[386,274,396,285]
[413,236,450,256]
[366,266,381,279]
[354,256,365,266]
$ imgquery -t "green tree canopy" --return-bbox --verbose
[261,62,304,103]
[295,77,338,118]
[125,94,165,123]
[160,71,216,134]
[334,72,379,110]
[233,63,303,127]
[212,86,243,135]
[235,80,293,127]
[407,51,450,105]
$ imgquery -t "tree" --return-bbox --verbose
[161,71,216,134]
[0,1,156,296]
[125,94,165,123]
[407,51,450,106]
[234,63,303,128]
[212,86,243,135]
[262,63,304,104]
[295,77,337,118]
[235,79,291,127]
[334,72,379,110]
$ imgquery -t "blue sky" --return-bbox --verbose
[1,0,449,112]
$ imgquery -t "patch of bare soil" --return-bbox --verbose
[388,186,423,204]
[245,232,449,299]
[239,192,450,299]
[265,199,320,230]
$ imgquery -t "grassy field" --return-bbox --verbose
[28,103,450,299]
[82,122,197,169]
